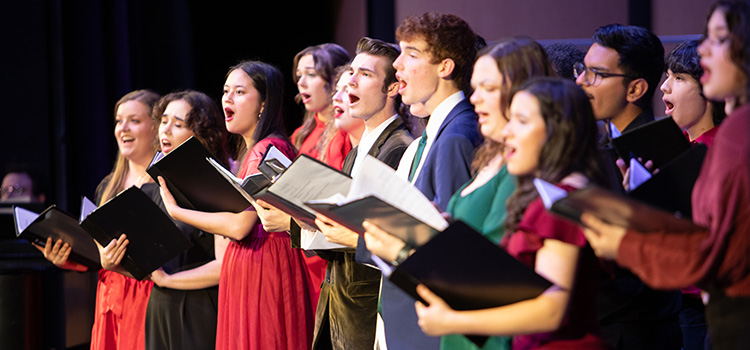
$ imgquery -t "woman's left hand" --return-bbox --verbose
[99,234,128,271]
[157,176,180,218]
[149,267,171,288]
[415,284,458,336]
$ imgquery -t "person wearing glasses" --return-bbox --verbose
[575,24,683,350]
[1,163,47,203]
[574,24,665,143]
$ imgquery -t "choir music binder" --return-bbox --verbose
[533,179,706,233]
[627,143,707,218]
[304,155,448,246]
[306,195,440,248]
[13,199,101,269]
[80,186,192,280]
[147,136,261,213]
[611,117,690,168]
[389,220,552,347]
[252,154,352,228]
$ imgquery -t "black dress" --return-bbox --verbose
[143,182,219,350]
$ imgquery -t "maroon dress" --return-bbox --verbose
[501,184,610,350]
[215,137,316,350]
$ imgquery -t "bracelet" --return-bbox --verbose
[393,244,413,265]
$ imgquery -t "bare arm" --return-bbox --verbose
[150,234,229,290]
[415,239,580,336]
[158,176,258,240]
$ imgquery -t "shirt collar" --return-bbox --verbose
[424,91,465,140]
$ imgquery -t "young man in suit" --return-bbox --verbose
[575,24,683,350]
[311,36,413,350]
[365,12,483,350]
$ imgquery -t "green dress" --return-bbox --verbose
[441,165,515,350]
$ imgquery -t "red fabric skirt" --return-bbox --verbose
[216,228,316,350]
[90,269,153,350]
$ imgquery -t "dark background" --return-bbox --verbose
[0,0,339,212]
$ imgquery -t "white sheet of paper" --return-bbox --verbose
[13,206,39,233]
[79,196,98,222]
[263,145,293,168]
[347,156,448,231]
[300,228,347,250]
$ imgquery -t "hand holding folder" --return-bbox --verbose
[305,156,448,247]
[387,220,552,347]
[147,136,281,213]
[611,116,690,169]
[13,199,101,270]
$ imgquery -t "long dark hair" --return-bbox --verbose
[505,77,606,233]
[225,60,289,159]
[471,37,555,173]
[152,90,230,168]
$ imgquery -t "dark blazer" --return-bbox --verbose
[380,98,482,350]
[597,108,683,350]
[312,117,413,350]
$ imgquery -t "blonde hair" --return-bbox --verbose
[99,90,161,204]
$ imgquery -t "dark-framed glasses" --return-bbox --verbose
[573,62,636,85]
[1,184,26,197]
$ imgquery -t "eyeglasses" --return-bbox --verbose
[573,62,636,86]
[1,184,26,197]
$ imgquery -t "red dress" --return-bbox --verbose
[215,137,316,350]
[323,130,353,171]
[89,176,154,350]
[501,185,610,350]
[90,269,153,349]
[291,113,335,304]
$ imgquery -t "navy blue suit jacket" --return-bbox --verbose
[380,98,482,349]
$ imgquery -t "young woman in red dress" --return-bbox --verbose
[157,61,315,349]
[410,77,612,349]
[41,89,161,350]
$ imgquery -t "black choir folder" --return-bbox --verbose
[252,154,352,229]
[627,143,707,219]
[388,220,552,347]
[13,198,101,269]
[533,179,706,233]
[80,186,191,280]
[612,116,690,169]
[146,136,279,213]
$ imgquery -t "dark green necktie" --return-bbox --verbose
[408,130,428,182]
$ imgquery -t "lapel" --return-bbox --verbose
[341,117,406,175]
[433,98,473,142]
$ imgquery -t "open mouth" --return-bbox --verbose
[397,78,407,94]
[300,93,312,104]
[348,93,360,106]
[224,107,235,121]
[503,144,516,159]
[663,99,675,115]
[161,138,172,149]
[333,105,344,118]
[121,136,134,144]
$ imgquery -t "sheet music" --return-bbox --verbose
[347,156,448,231]
[533,178,569,210]
[299,228,347,250]
[269,157,351,215]
[79,196,98,222]
[13,206,38,234]
[262,144,292,168]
